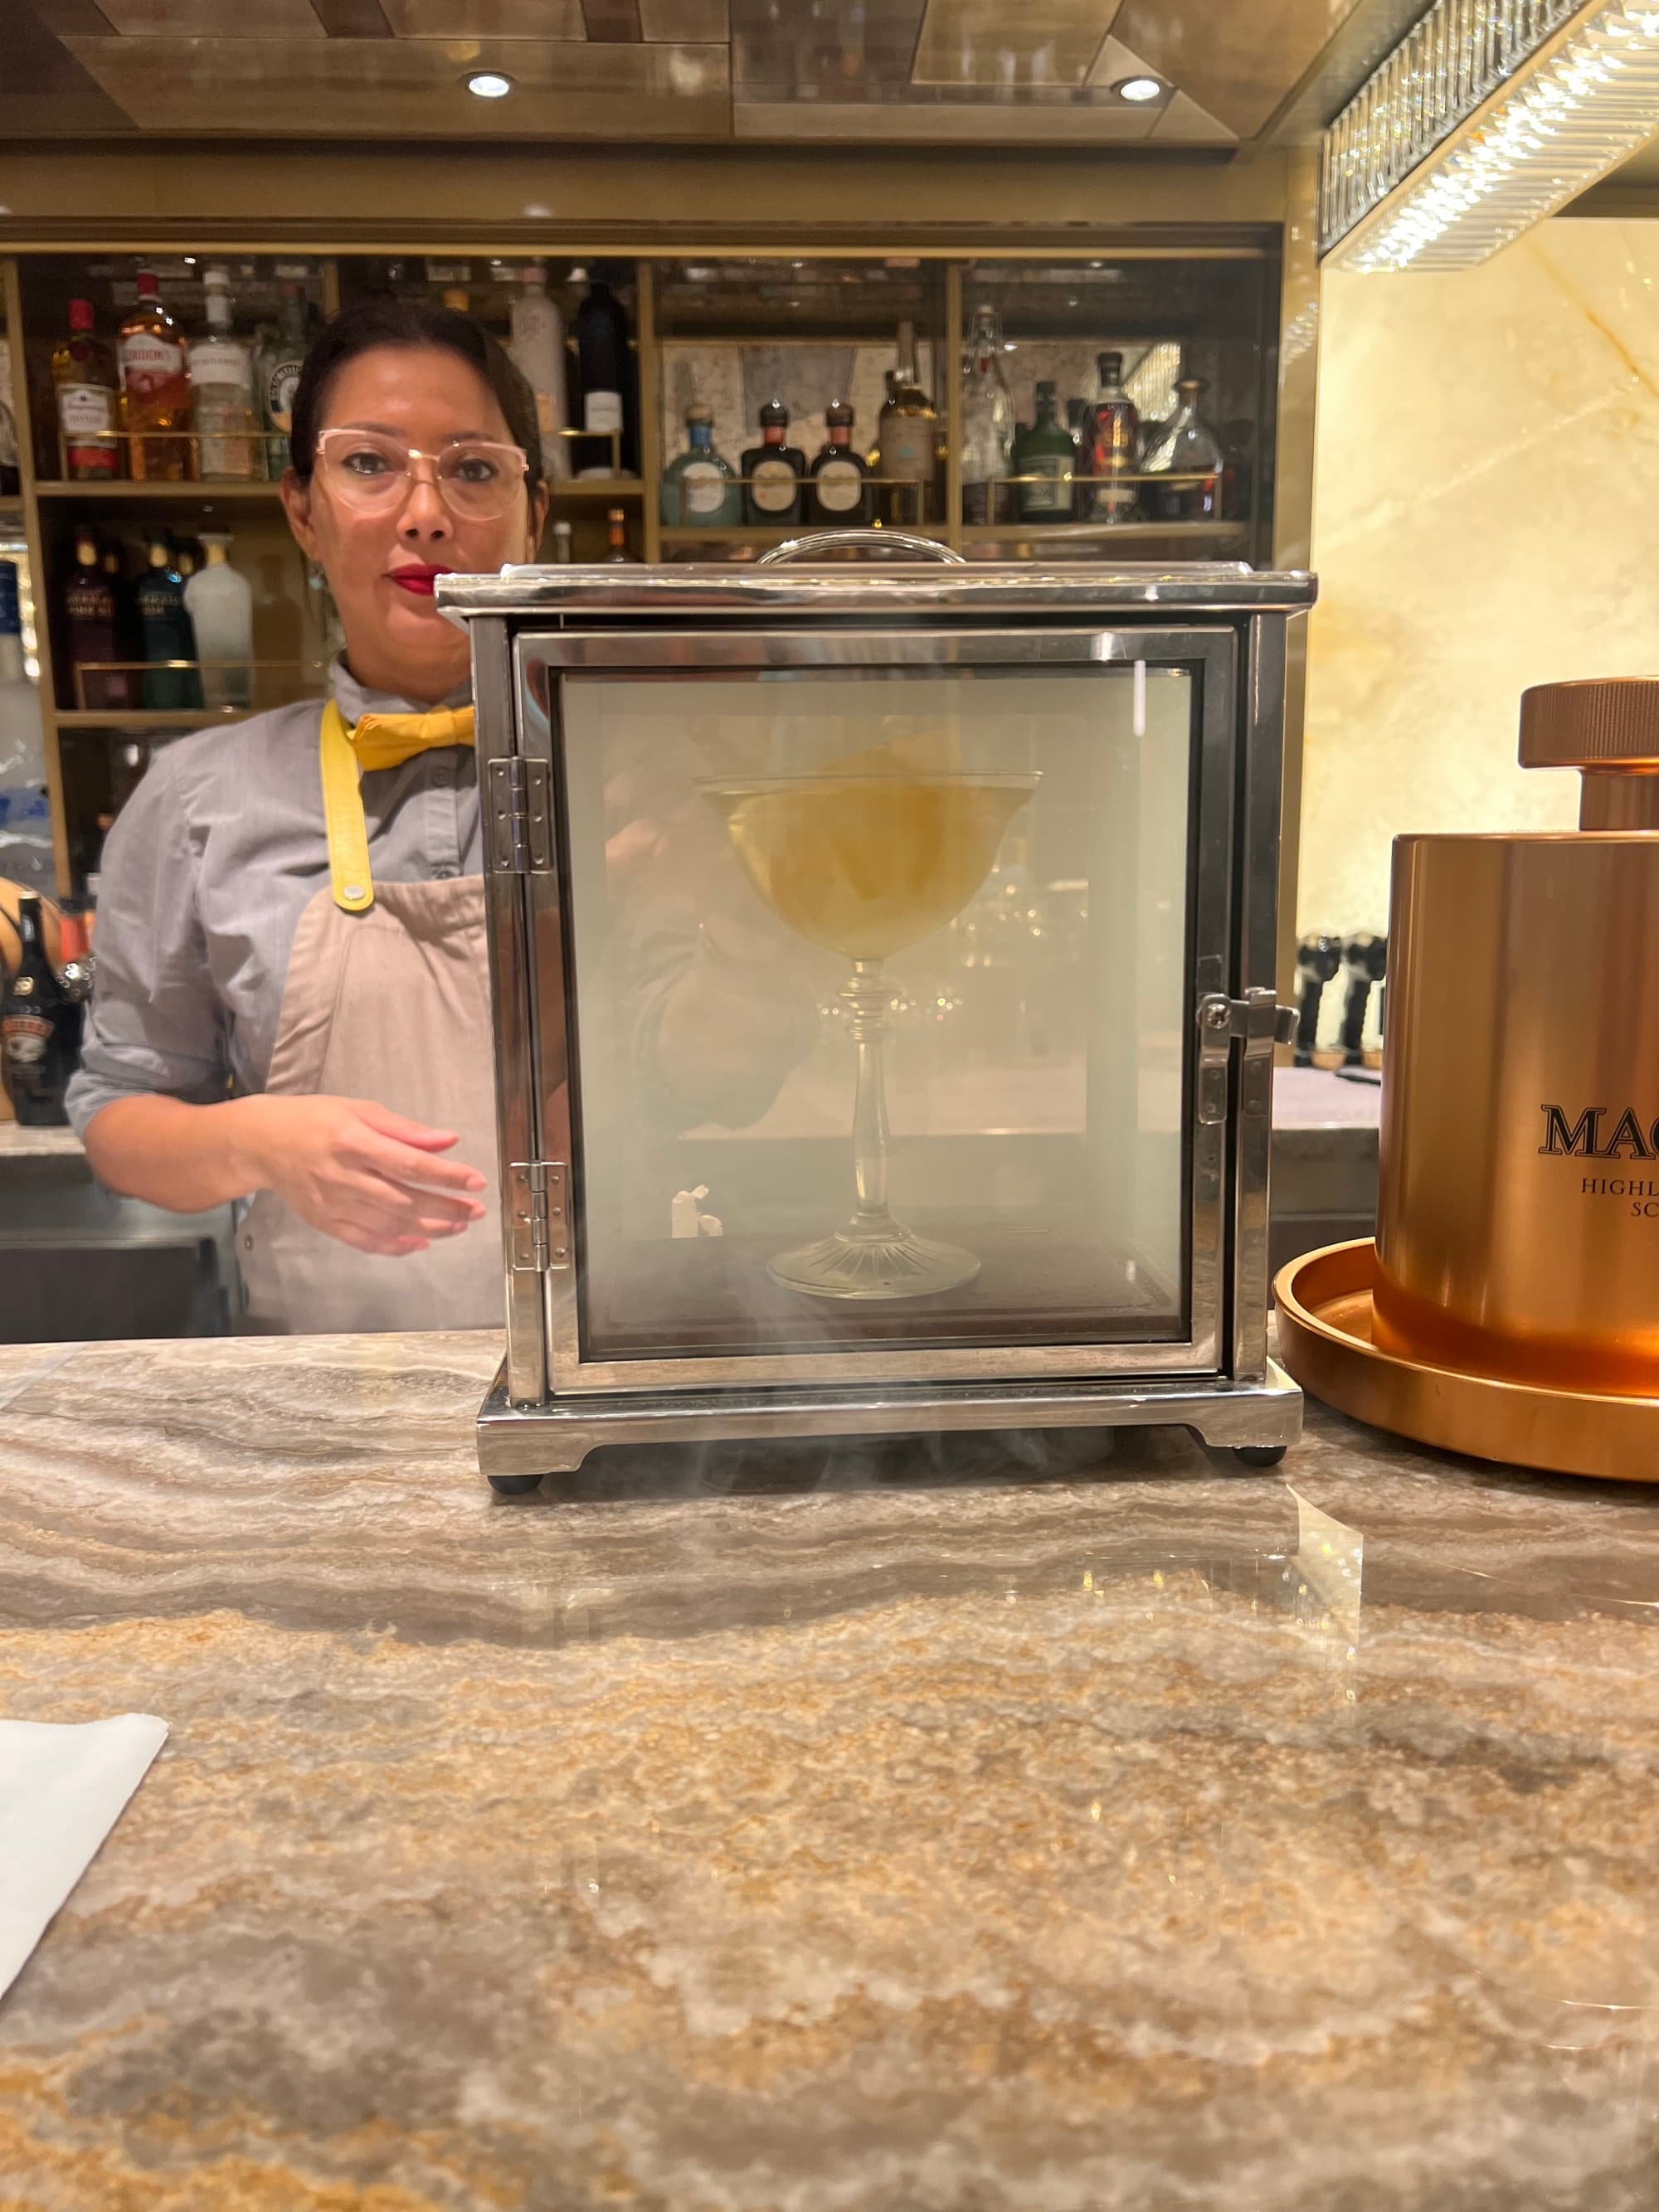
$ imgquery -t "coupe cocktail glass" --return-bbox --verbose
[703,771,1039,1299]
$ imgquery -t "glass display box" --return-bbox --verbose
[440,544,1316,1493]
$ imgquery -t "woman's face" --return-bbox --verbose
[281,343,547,705]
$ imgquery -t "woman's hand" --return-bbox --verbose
[236,1095,487,1257]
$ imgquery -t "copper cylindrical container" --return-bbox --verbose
[1375,679,1659,1396]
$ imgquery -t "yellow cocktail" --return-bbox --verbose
[703,770,1039,1300]
[711,775,1039,961]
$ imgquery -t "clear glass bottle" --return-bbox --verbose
[136,536,203,712]
[188,267,259,483]
[741,400,806,526]
[960,302,1014,526]
[1012,379,1077,522]
[510,264,569,480]
[51,299,121,482]
[257,284,309,479]
[1082,350,1141,525]
[1141,376,1226,522]
[119,269,192,483]
[809,401,874,527]
[873,320,937,525]
[183,531,254,711]
[552,518,574,563]
[659,405,742,528]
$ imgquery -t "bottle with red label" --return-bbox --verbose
[119,270,193,483]
[51,299,121,481]
[2,894,81,1127]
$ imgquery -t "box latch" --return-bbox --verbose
[508,1160,570,1272]
[1196,990,1296,1126]
[486,756,553,875]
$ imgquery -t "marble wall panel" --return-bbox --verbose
[1299,218,1659,937]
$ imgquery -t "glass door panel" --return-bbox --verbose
[535,644,1217,1376]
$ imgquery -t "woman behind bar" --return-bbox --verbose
[67,299,547,1332]
[71,298,810,1334]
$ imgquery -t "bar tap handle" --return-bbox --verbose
[1339,931,1388,1066]
[1294,932,1343,1067]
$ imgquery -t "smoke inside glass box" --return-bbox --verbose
[545,661,1196,1362]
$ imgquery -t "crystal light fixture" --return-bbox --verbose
[1321,0,1659,270]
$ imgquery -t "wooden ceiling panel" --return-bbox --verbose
[910,0,1120,90]
[639,0,727,41]
[94,0,326,33]
[309,0,394,33]
[379,0,586,36]
[2,0,1408,143]
[61,32,731,134]
[733,96,1159,143]
[1112,0,1365,138]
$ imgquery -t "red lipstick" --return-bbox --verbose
[388,564,450,596]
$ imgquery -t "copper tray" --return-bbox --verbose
[1274,1239,1659,1483]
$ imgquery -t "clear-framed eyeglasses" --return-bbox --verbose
[313,428,531,521]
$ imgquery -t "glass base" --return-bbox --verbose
[768,1217,981,1302]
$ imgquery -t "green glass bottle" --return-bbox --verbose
[659,404,742,529]
[1013,379,1078,523]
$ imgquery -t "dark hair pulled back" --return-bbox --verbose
[287,296,544,486]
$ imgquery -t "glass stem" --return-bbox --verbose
[843,959,893,1226]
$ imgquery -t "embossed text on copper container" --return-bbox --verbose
[1375,833,1659,1393]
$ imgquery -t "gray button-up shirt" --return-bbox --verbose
[66,663,478,1139]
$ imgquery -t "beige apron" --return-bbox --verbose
[237,875,503,1334]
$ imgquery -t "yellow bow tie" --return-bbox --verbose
[348,704,476,772]
[319,699,476,914]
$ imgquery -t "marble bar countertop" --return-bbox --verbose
[4,1330,1659,2210]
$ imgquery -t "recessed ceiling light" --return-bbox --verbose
[466,70,513,99]
[523,202,551,218]
[1115,75,1165,103]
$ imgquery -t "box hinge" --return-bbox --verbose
[486,756,553,875]
[1196,990,1296,1125]
[508,1160,570,1272]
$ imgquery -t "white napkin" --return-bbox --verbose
[0,1714,168,2000]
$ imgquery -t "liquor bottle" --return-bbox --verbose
[552,518,574,563]
[440,288,470,314]
[258,284,309,479]
[572,265,636,474]
[509,264,569,480]
[873,321,937,525]
[136,536,203,712]
[659,405,742,527]
[187,266,259,482]
[119,270,192,483]
[102,543,141,676]
[1013,380,1077,522]
[809,401,874,527]
[0,562,52,899]
[1082,351,1141,525]
[1,894,80,1127]
[741,400,806,526]
[63,529,131,711]
[602,506,637,563]
[183,531,254,711]
[960,303,1014,526]
[56,904,95,1011]
[0,338,17,498]
[1141,377,1225,522]
[51,299,121,482]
